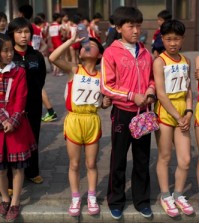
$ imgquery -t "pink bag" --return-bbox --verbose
[129,107,159,139]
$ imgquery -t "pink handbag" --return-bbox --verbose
[129,107,159,139]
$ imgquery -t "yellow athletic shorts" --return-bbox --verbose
[64,112,102,145]
[195,102,199,127]
[154,99,186,127]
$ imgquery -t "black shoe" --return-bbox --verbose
[110,209,122,219]
[139,207,153,218]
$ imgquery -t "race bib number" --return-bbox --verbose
[49,26,59,37]
[32,35,41,50]
[164,64,190,93]
[72,74,102,107]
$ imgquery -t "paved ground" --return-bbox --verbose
[1,52,199,223]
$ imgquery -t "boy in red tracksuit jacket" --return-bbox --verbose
[101,6,155,220]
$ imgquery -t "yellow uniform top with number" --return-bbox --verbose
[154,52,190,126]
[65,64,102,114]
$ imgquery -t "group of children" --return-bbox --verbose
[0,4,199,222]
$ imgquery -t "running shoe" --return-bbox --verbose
[41,112,57,122]
[87,196,100,215]
[160,196,180,217]
[68,198,81,217]
[174,194,195,215]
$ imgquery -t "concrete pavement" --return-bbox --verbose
[1,51,199,223]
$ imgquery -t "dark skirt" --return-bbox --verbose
[0,140,30,170]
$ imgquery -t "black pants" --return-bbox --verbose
[24,112,41,178]
[107,106,151,211]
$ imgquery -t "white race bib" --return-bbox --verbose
[32,34,41,50]
[49,26,60,37]
[72,74,102,107]
[164,64,190,93]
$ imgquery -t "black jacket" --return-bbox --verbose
[13,45,46,116]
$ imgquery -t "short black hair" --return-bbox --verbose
[0,12,7,21]
[113,6,143,27]
[160,19,185,36]
[7,17,33,45]
[37,12,46,20]
[70,14,81,25]
[52,13,61,22]
[0,33,12,53]
[109,15,114,25]
[93,12,102,20]
[34,16,44,26]
[18,4,33,20]
[157,10,172,21]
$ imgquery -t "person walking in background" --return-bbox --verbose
[89,12,102,43]
[0,33,36,222]
[0,12,8,34]
[41,88,57,122]
[8,17,46,184]
[153,19,194,217]
[49,12,64,76]
[103,14,121,49]
[68,14,82,64]
[151,9,172,58]
[194,55,199,190]
[49,29,111,217]
[101,6,155,220]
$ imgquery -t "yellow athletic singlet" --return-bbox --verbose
[64,64,102,144]
[154,52,190,126]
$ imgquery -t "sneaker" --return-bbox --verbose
[6,205,20,222]
[41,112,57,122]
[68,198,81,217]
[29,175,44,184]
[160,196,180,217]
[0,201,11,217]
[174,195,195,215]
[87,196,100,215]
[139,207,153,218]
[110,209,122,220]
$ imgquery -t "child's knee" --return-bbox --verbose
[178,156,190,170]
[85,161,97,170]
[158,153,171,163]
[69,162,80,172]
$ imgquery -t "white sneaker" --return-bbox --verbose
[87,196,100,215]
[68,197,81,216]
[173,194,195,215]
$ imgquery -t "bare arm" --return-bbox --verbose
[49,31,83,77]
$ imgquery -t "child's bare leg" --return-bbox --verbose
[66,140,82,193]
[0,169,9,202]
[174,128,191,193]
[11,168,24,206]
[42,88,52,109]
[85,142,99,192]
[156,124,173,193]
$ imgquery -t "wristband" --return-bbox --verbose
[147,94,156,100]
[184,109,193,115]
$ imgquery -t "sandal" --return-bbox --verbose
[0,200,11,217]
[29,175,43,184]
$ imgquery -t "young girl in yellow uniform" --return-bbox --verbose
[49,30,111,216]
[153,19,194,217]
